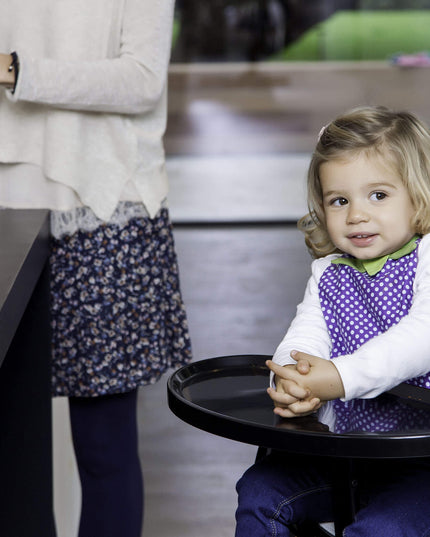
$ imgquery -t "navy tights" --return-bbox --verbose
[69,389,143,537]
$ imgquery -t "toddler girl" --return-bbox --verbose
[235,106,430,537]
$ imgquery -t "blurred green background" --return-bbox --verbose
[172,2,430,62]
[274,11,430,61]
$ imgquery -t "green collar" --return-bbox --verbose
[332,235,420,276]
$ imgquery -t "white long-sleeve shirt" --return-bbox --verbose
[273,233,430,401]
[0,0,174,220]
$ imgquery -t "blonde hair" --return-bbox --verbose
[300,105,430,258]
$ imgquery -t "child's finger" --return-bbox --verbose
[267,387,299,407]
[296,358,311,374]
[266,360,307,389]
[287,397,322,415]
[273,397,321,418]
[266,359,300,380]
[278,380,309,400]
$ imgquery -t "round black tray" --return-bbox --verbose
[168,355,430,459]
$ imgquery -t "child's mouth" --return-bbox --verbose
[348,233,376,246]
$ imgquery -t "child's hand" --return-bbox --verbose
[266,355,323,418]
[268,351,345,403]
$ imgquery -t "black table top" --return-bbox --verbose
[167,355,430,459]
[0,209,50,365]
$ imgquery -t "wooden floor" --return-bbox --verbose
[139,226,310,537]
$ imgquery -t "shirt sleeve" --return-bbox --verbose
[8,0,174,114]
[333,234,430,401]
[271,255,333,385]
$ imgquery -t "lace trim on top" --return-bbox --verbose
[50,200,167,239]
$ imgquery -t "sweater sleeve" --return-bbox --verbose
[332,234,430,401]
[272,256,334,368]
[8,0,174,114]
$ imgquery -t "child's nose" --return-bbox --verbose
[347,202,369,224]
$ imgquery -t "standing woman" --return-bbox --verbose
[0,1,192,536]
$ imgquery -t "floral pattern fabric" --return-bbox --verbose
[50,208,192,397]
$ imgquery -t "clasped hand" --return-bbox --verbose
[266,351,345,418]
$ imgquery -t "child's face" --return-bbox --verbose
[319,152,415,260]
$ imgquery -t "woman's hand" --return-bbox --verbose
[0,53,15,88]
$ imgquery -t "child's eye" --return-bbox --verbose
[370,191,387,201]
[330,197,348,207]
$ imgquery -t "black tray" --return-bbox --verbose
[168,355,430,459]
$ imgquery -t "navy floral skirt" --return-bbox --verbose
[50,208,192,397]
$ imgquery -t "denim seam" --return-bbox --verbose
[269,484,332,537]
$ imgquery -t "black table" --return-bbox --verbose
[0,209,56,537]
[167,354,430,536]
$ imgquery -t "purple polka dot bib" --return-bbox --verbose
[319,243,430,433]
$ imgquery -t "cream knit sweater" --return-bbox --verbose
[0,0,174,221]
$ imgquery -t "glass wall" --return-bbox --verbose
[172,0,430,62]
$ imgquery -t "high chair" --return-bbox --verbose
[168,354,430,537]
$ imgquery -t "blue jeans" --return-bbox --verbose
[235,451,430,537]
